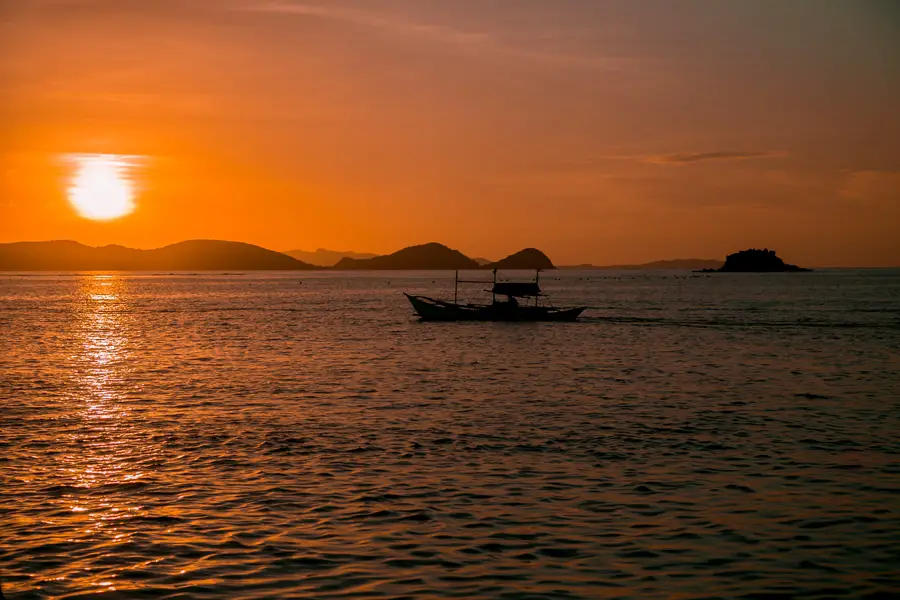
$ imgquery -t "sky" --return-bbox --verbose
[1,0,899,266]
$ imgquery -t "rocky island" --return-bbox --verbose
[486,248,555,270]
[701,248,811,272]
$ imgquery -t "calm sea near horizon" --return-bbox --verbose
[2,269,899,599]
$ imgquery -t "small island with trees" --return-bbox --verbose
[699,248,811,272]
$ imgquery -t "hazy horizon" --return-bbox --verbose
[2,0,900,266]
[6,237,900,268]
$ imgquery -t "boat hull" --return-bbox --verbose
[404,294,585,322]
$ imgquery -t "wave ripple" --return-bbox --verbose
[2,270,899,598]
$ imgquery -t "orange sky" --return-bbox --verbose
[2,0,899,266]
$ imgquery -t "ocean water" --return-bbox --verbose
[2,269,899,599]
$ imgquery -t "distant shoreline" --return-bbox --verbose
[0,240,558,272]
[0,240,891,271]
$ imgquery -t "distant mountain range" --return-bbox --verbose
[0,240,315,271]
[560,258,723,270]
[333,243,555,270]
[283,247,496,268]
[2,240,779,272]
[283,248,377,267]
[0,241,551,271]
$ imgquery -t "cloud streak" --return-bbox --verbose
[642,151,788,165]
[238,0,630,71]
[840,170,900,204]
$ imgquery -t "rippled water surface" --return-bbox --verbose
[2,270,899,599]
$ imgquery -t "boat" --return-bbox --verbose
[404,269,586,322]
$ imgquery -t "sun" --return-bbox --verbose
[66,154,138,221]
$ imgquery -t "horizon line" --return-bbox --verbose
[1,239,897,269]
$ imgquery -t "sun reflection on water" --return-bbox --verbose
[54,275,157,592]
[78,275,129,406]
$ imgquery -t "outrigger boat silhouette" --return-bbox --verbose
[404,269,586,322]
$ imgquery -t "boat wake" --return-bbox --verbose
[581,314,900,330]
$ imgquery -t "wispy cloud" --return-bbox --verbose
[840,170,900,204]
[238,1,630,71]
[245,2,488,46]
[642,151,788,165]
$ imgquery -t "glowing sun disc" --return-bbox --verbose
[66,154,138,221]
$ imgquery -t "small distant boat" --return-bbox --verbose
[405,270,586,322]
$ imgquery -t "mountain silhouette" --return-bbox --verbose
[1,240,562,272]
[487,248,555,270]
[284,248,377,267]
[334,242,480,270]
[0,240,315,271]
[710,248,811,272]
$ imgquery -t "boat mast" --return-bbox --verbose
[535,269,540,306]
[454,270,459,304]
[492,269,497,304]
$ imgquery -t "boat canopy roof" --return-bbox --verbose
[492,282,541,297]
